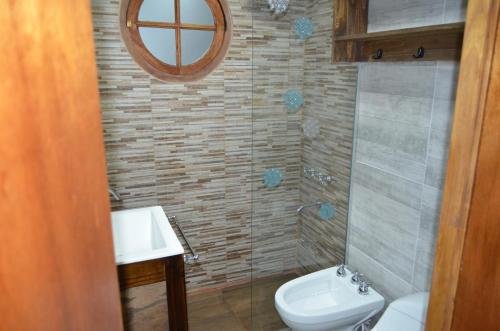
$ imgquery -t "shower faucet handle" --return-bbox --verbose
[350,271,364,284]
[336,264,347,277]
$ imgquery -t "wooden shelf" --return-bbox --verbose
[335,22,464,42]
[332,0,465,62]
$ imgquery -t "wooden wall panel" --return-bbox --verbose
[426,1,500,330]
[0,1,123,330]
[333,0,369,62]
[451,10,500,331]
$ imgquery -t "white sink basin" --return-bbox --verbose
[111,206,184,265]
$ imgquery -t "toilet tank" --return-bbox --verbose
[372,292,429,331]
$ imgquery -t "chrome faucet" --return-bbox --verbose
[108,188,121,201]
[351,271,364,285]
[358,281,372,295]
[336,264,347,277]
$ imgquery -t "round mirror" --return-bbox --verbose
[121,0,232,82]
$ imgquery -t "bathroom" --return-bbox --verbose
[1,0,499,331]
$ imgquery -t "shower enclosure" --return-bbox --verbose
[250,1,356,329]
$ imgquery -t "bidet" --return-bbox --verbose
[275,266,384,331]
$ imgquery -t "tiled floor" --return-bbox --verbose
[123,274,295,331]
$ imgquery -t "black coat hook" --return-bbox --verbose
[372,48,383,60]
[413,46,425,59]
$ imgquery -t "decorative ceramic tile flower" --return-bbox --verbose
[319,202,335,221]
[263,168,283,189]
[294,17,314,40]
[283,89,304,111]
[303,118,320,139]
[268,0,289,16]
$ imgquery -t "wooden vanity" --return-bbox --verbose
[118,254,188,331]
[110,207,189,331]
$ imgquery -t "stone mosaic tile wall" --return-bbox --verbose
[91,0,308,289]
[250,1,305,277]
[297,0,358,272]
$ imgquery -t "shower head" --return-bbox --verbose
[268,0,289,16]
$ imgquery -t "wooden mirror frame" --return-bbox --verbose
[120,0,232,82]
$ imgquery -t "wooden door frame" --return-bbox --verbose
[425,0,500,330]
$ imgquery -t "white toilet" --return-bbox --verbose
[372,292,429,331]
[275,266,385,331]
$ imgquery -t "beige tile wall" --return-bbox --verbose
[91,0,315,290]
[250,1,305,278]
[297,0,358,272]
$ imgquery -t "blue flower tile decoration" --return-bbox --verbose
[319,202,336,221]
[263,168,283,189]
[283,89,304,111]
[294,17,314,40]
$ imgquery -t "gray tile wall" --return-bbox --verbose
[346,0,465,301]
[368,0,467,32]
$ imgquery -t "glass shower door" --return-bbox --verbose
[250,0,357,329]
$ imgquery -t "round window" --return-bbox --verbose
[120,0,232,82]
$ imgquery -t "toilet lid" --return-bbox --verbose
[371,307,424,331]
[372,293,429,331]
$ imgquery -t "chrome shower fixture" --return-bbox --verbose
[297,201,322,214]
[268,0,289,16]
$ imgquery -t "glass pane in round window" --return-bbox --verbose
[181,29,214,65]
[139,27,177,65]
[180,0,214,25]
[122,0,231,81]
[139,0,175,23]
